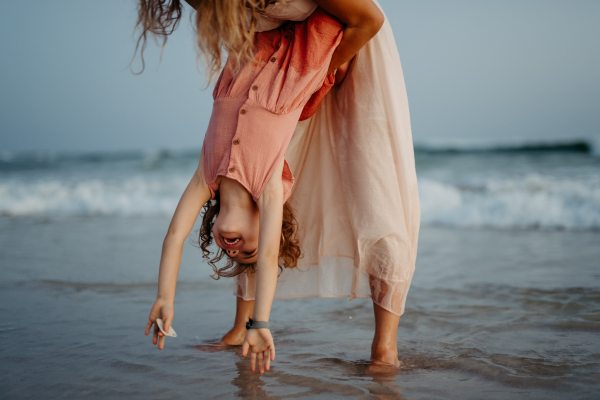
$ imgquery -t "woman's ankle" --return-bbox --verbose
[370,343,399,366]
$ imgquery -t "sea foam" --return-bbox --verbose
[0,175,186,217]
[1,173,599,230]
[419,174,600,230]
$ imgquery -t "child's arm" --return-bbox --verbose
[241,159,285,373]
[144,148,212,350]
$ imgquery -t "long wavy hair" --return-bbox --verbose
[196,191,302,279]
[133,0,273,81]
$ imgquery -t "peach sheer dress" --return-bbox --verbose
[229,0,421,317]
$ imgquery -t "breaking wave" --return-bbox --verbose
[1,141,599,229]
[1,173,599,230]
[0,175,188,217]
[419,174,600,230]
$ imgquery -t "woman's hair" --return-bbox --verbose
[197,191,302,279]
[133,0,271,81]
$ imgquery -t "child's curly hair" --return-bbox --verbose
[197,191,302,279]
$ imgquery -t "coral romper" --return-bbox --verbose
[204,0,421,317]
[202,7,343,203]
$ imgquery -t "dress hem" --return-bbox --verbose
[233,292,405,317]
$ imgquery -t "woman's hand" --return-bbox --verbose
[315,0,384,75]
[242,328,275,374]
[144,298,174,350]
[334,57,354,86]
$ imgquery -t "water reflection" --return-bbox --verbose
[364,362,406,400]
[228,352,406,399]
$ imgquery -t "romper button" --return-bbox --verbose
[270,57,276,62]
[284,33,290,39]
[240,109,246,115]
[229,167,235,173]
[233,139,240,145]
[251,85,258,91]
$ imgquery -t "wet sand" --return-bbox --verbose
[1,216,599,399]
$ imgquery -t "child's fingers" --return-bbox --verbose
[145,319,153,336]
[163,317,171,335]
[250,352,257,372]
[270,344,275,361]
[241,340,249,357]
[264,350,271,371]
[158,335,165,350]
[257,352,264,374]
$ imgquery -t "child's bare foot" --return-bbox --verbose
[195,297,254,352]
[194,325,247,353]
[217,325,247,346]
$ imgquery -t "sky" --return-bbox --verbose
[0,0,599,153]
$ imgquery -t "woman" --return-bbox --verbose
[138,0,420,373]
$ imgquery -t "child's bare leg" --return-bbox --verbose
[371,302,400,367]
[217,296,255,346]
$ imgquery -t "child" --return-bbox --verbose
[138,0,420,374]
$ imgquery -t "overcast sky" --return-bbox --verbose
[1,0,599,153]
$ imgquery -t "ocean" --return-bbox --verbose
[1,141,599,399]
[2,140,599,230]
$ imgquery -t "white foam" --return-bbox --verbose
[0,175,187,217]
[419,174,600,230]
[1,171,599,230]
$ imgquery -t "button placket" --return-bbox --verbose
[230,99,252,177]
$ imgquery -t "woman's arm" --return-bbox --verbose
[144,148,212,350]
[313,0,385,75]
[241,159,285,373]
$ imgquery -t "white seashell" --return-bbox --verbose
[156,318,177,337]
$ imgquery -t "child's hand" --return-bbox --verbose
[241,328,275,374]
[144,298,174,350]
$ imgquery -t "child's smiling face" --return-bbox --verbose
[212,201,260,265]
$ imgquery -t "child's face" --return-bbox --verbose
[212,203,260,264]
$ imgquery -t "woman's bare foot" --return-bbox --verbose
[371,345,400,367]
[367,344,402,378]
[370,293,402,368]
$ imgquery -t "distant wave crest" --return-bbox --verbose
[1,173,599,230]
[419,174,600,230]
[0,176,187,217]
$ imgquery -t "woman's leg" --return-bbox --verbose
[369,275,401,366]
[371,302,400,366]
[218,296,255,346]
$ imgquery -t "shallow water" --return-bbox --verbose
[1,217,599,399]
